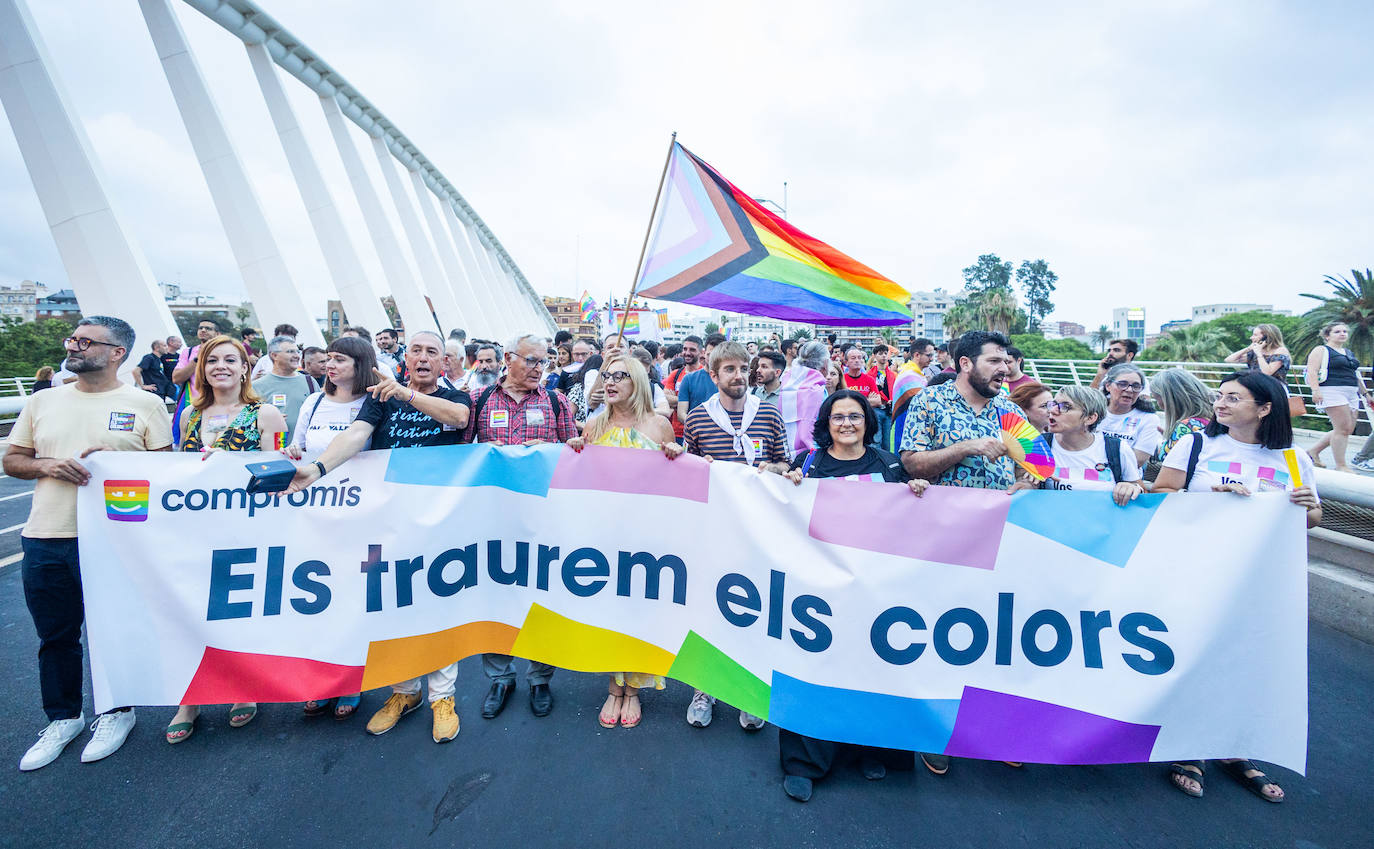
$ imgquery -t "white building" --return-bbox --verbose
[907,288,962,345]
[1111,307,1147,347]
[0,279,39,323]
[1192,302,1290,321]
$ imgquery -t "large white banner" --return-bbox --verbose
[78,446,1308,770]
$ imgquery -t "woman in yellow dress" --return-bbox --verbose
[567,355,682,728]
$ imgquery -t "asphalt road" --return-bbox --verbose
[0,472,1370,849]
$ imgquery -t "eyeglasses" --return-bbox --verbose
[1213,392,1250,405]
[603,371,631,385]
[828,413,865,425]
[1111,380,1144,392]
[63,336,122,351]
[517,355,550,370]
[1047,401,1073,413]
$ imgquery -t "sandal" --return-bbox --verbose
[228,703,257,728]
[165,713,198,745]
[619,693,642,728]
[334,694,361,720]
[1169,761,1205,798]
[303,699,333,718]
[1220,759,1284,803]
[1308,450,1326,469]
[598,694,622,729]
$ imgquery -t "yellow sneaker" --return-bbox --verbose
[366,692,423,736]
[431,696,460,743]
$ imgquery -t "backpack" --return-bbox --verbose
[471,384,566,436]
[1044,432,1126,484]
[1182,431,1205,490]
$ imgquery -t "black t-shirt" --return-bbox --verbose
[358,386,472,449]
[137,353,170,395]
[789,445,909,483]
[160,351,179,382]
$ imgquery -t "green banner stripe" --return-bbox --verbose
[667,630,771,719]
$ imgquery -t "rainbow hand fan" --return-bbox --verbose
[999,410,1055,481]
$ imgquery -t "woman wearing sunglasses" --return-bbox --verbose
[777,390,929,802]
[1154,370,1320,804]
[566,356,682,729]
[1099,363,1161,467]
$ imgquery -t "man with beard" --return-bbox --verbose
[6,317,172,770]
[898,329,1024,778]
[465,334,577,721]
[752,350,785,406]
[375,327,403,377]
[663,334,704,444]
[286,330,471,744]
[456,342,502,394]
[682,341,788,732]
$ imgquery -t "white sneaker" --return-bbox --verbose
[739,711,766,731]
[19,715,85,771]
[1351,459,1374,473]
[81,709,136,763]
[686,690,715,727]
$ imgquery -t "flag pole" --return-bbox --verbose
[615,131,677,344]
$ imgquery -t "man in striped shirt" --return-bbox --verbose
[681,341,788,731]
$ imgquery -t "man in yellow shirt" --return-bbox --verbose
[5,316,172,771]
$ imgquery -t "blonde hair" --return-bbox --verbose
[582,355,654,442]
[1255,323,1284,350]
[193,335,260,411]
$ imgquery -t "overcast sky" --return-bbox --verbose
[2,0,1370,333]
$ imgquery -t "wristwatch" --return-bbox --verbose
[313,460,327,479]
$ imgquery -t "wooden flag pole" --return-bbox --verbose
[615,131,677,345]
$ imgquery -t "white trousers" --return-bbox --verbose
[392,663,458,702]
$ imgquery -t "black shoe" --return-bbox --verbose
[783,775,813,802]
[921,752,950,775]
[481,680,513,719]
[860,756,887,781]
[529,683,553,717]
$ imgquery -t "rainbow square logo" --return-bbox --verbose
[104,480,150,522]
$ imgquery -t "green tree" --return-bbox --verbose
[943,301,978,340]
[703,321,720,336]
[789,327,813,341]
[1009,334,1096,360]
[977,287,1021,335]
[1139,324,1228,362]
[1295,268,1374,363]
[1200,310,1301,354]
[1092,325,1112,352]
[0,316,75,376]
[961,253,1013,294]
[1015,259,1058,331]
[173,311,228,343]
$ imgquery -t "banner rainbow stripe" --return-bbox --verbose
[636,143,912,326]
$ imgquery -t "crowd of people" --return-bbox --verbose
[3,309,1340,806]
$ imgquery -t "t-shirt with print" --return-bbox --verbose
[790,446,908,483]
[291,391,366,453]
[9,383,173,538]
[840,371,885,404]
[358,386,471,449]
[1162,432,1318,497]
[899,380,1024,489]
[253,372,315,437]
[1100,409,1162,458]
[1044,433,1141,492]
[677,368,718,415]
[684,403,788,466]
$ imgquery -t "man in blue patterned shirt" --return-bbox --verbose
[899,330,1024,489]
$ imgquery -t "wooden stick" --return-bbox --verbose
[615,132,677,345]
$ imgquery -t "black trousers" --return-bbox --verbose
[22,537,85,721]
[779,728,914,780]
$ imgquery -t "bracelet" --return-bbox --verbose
[313,460,326,479]
[408,389,416,405]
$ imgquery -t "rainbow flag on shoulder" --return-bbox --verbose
[635,142,911,326]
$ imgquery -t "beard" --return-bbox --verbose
[721,382,747,400]
[967,368,1002,399]
[471,369,498,388]
[66,354,102,373]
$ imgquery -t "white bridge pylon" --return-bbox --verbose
[0,0,553,350]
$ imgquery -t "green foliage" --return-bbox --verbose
[1092,325,1112,352]
[0,316,76,377]
[1200,310,1301,353]
[173,311,230,343]
[961,254,1013,293]
[789,327,813,341]
[703,321,720,335]
[1015,259,1058,327]
[1296,268,1374,363]
[1138,324,1228,362]
[1009,334,1095,360]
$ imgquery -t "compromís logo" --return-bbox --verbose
[160,478,363,518]
[104,480,150,522]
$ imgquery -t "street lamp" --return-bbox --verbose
[753,181,788,219]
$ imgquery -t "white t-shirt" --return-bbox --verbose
[1100,409,1162,458]
[1044,432,1142,491]
[291,391,365,453]
[1162,432,1318,496]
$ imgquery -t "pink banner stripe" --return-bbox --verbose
[809,482,1010,570]
[549,445,710,502]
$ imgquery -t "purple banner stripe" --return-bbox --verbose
[943,687,1161,764]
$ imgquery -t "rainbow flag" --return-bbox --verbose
[578,290,597,322]
[636,142,912,326]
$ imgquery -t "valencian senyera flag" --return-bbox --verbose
[635,142,912,327]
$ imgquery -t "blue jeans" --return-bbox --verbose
[21,537,85,721]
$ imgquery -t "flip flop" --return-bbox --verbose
[598,694,622,729]
[1220,759,1283,803]
[333,694,361,720]
[228,704,258,728]
[619,694,642,728]
[1308,451,1326,468]
[1169,761,1205,798]
[166,716,198,745]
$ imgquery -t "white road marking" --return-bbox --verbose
[0,489,33,501]
[0,552,21,570]
[0,522,26,534]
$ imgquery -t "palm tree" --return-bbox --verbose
[1296,268,1374,363]
[977,288,1020,335]
[1092,325,1112,352]
[943,302,977,339]
[790,327,813,341]
[878,327,898,347]
[1145,324,1228,362]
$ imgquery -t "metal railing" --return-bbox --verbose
[0,377,36,397]
[1022,358,1373,429]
